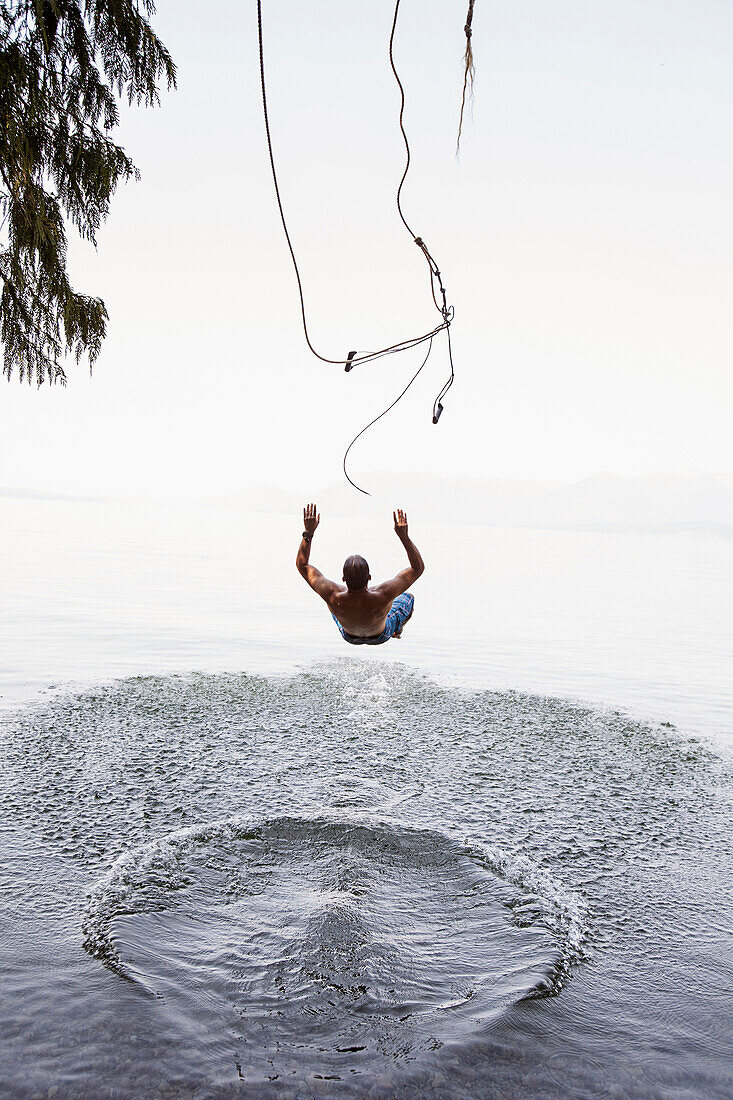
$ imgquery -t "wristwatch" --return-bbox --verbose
[302,531,312,542]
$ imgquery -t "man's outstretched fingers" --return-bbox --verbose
[303,503,320,535]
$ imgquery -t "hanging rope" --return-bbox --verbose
[256,0,456,492]
[343,337,434,494]
[456,0,476,154]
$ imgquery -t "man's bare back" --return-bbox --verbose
[296,505,424,644]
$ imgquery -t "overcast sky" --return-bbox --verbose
[1,0,731,500]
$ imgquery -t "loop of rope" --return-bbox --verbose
[343,337,435,495]
[256,0,456,493]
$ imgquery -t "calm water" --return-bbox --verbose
[1,498,732,1097]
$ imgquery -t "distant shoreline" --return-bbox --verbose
[4,471,732,536]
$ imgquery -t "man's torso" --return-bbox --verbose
[327,586,394,638]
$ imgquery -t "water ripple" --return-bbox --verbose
[83,814,585,1084]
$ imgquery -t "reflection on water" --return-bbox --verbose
[1,663,730,1097]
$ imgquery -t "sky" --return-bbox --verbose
[1,0,732,500]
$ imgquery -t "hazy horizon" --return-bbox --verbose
[4,469,732,535]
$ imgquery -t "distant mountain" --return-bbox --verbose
[5,473,732,533]
[196,482,303,515]
[201,472,733,532]
[0,487,111,504]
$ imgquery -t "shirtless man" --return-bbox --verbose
[296,503,424,645]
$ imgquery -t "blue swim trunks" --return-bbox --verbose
[332,593,414,646]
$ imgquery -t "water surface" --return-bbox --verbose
[1,497,731,1096]
[1,663,730,1097]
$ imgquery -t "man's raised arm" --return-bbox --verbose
[296,503,340,602]
[375,509,425,600]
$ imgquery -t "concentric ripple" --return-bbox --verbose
[83,815,584,1085]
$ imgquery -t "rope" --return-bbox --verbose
[256,0,456,491]
[343,337,434,495]
[457,0,476,154]
[389,0,417,241]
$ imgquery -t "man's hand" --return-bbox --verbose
[373,508,424,600]
[297,502,339,601]
[303,502,320,536]
[393,508,409,541]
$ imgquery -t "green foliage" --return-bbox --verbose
[0,0,176,384]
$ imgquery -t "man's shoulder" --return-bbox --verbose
[306,571,344,601]
[370,577,407,601]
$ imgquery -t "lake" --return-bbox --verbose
[1,496,731,1097]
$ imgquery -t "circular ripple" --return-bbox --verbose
[84,816,582,1084]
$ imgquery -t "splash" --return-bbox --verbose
[84,815,587,1047]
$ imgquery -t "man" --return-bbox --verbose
[296,503,424,645]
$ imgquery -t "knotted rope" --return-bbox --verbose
[456,0,476,154]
